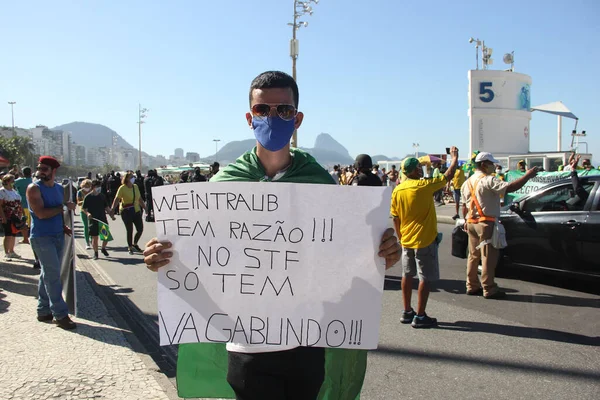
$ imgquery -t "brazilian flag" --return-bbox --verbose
[96,220,113,242]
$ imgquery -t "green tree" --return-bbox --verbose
[0,136,36,167]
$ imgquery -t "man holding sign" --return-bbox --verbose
[144,71,401,400]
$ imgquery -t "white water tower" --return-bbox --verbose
[467,39,532,155]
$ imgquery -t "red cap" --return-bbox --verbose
[38,156,61,169]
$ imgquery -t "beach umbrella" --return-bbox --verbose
[418,155,443,165]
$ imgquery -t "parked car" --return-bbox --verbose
[498,175,600,278]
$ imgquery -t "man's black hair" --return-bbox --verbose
[249,71,299,108]
[22,166,32,177]
[91,179,101,187]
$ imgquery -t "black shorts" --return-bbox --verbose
[88,218,107,237]
[2,222,16,236]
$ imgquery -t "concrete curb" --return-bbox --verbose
[438,215,456,225]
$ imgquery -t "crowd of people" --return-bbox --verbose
[329,162,400,187]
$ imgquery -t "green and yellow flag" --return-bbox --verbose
[94,219,113,242]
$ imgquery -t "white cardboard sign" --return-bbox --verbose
[153,182,392,350]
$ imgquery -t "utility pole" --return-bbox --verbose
[8,102,16,137]
[288,0,320,148]
[213,139,221,162]
[138,104,148,171]
[413,142,420,158]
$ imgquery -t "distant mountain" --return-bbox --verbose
[52,122,134,149]
[313,133,351,158]
[205,139,256,164]
[52,121,417,167]
[202,133,355,167]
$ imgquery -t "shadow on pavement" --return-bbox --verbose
[0,290,10,313]
[436,320,599,346]
[385,277,470,294]
[503,292,600,309]
[76,250,143,266]
[77,268,176,378]
[432,279,467,294]
[375,344,600,382]
[0,262,40,299]
[383,276,401,291]
[501,268,600,296]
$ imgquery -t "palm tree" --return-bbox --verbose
[0,136,36,167]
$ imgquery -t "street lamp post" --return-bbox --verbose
[8,102,16,137]
[138,104,148,171]
[213,139,221,162]
[288,0,320,148]
[413,143,420,158]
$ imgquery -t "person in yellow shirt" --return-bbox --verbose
[111,171,147,255]
[390,146,459,328]
[451,168,466,220]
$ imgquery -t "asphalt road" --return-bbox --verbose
[71,210,600,399]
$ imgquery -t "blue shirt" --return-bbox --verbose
[13,177,32,208]
[30,181,64,238]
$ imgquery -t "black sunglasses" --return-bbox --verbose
[37,166,50,172]
[251,104,297,121]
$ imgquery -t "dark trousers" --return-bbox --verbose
[121,210,143,247]
[226,347,325,400]
[146,196,154,221]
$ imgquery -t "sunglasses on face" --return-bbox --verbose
[37,166,50,172]
[251,104,297,121]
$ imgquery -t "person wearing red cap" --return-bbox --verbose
[26,156,77,329]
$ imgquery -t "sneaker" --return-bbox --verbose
[411,313,438,329]
[484,290,507,300]
[466,288,483,296]
[128,247,134,255]
[8,252,21,259]
[452,214,460,220]
[85,244,91,250]
[4,254,12,261]
[101,248,109,257]
[37,314,54,322]
[132,244,143,253]
[93,253,99,260]
[55,316,76,330]
[401,308,416,324]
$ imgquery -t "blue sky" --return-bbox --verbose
[2,0,599,161]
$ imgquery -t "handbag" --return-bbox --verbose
[451,226,469,259]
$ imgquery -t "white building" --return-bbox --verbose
[87,147,110,167]
[115,148,135,171]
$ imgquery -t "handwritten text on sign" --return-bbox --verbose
[153,182,392,350]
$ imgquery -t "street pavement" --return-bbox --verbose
[1,200,598,399]
[0,240,178,400]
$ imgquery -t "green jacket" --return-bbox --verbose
[176,147,367,399]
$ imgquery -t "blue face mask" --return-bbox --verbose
[252,116,295,152]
